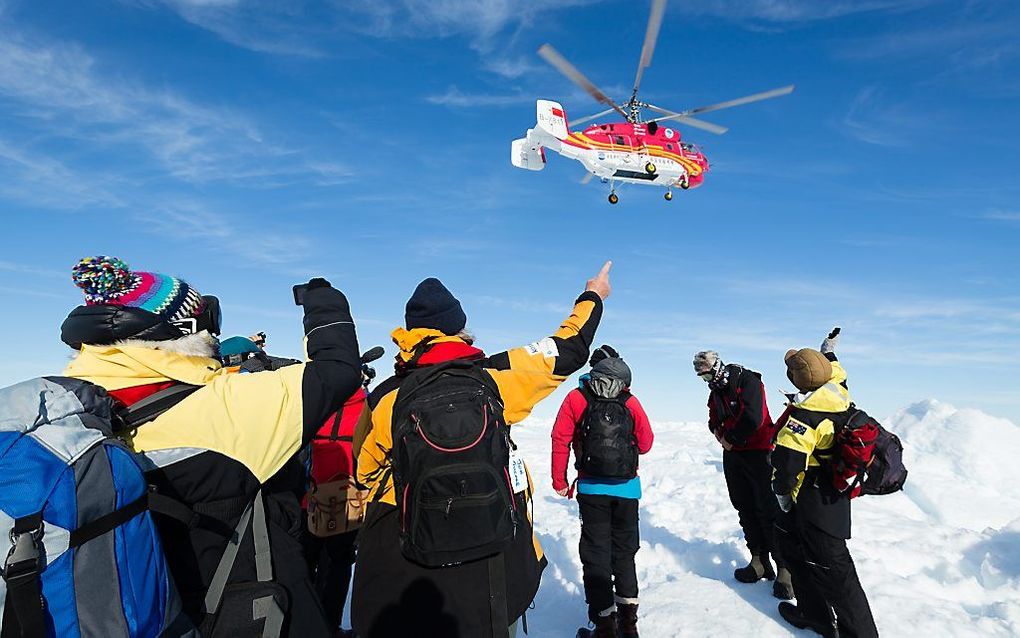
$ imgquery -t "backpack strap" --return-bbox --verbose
[2,513,46,638]
[328,409,343,441]
[487,553,508,637]
[204,497,255,616]
[118,383,201,430]
[202,490,284,637]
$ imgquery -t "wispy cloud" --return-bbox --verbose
[138,200,316,268]
[841,85,934,147]
[425,85,531,107]
[0,261,66,279]
[678,0,931,25]
[981,209,1020,223]
[132,0,599,79]
[0,26,341,186]
[0,138,123,209]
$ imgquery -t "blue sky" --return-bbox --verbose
[1,0,1018,424]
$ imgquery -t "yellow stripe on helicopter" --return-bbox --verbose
[566,132,703,176]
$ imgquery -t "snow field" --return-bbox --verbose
[516,400,1020,637]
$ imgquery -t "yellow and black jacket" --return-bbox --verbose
[771,354,854,539]
[63,284,361,635]
[351,291,603,637]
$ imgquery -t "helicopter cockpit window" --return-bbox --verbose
[681,143,695,152]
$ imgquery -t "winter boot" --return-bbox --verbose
[778,602,838,637]
[616,603,639,638]
[576,613,619,638]
[734,554,776,583]
[772,567,794,600]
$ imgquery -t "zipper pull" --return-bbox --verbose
[445,498,453,517]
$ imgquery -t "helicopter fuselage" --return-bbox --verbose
[512,100,708,191]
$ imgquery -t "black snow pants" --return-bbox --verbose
[303,529,359,630]
[776,509,879,638]
[723,449,783,566]
[577,494,640,622]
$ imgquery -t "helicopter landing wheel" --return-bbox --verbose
[608,192,619,205]
[664,190,673,201]
[680,177,690,190]
[645,162,657,175]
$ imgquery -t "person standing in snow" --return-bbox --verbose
[552,346,654,638]
[771,329,879,637]
[692,351,793,599]
[60,256,362,636]
[352,263,611,638]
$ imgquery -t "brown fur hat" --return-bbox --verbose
[784,348,833,393]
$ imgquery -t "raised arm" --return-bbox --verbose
[482,262,610,424]
[300,279,363,442]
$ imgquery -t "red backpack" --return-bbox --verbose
[831,406,908,499]
[306,389,371,536]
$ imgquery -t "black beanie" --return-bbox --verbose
[404,278,467,335]
[589,344,620,367]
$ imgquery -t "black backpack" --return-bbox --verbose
[576,386,638,479]
[390,360,518,567]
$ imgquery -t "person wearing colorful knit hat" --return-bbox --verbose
[61,255,362,638]
[61,256,221,351]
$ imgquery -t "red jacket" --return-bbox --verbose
[551,387,654,492]
[707,364,775,451]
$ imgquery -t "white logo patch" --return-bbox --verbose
[524,337,559,358]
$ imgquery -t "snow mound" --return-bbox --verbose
[515,400,1020,637]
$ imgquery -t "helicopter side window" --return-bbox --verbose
[613,135,631,148]
[666,143,674,151]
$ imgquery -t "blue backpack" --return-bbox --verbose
[0,377,198,638]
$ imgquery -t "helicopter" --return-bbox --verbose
[510,0,794,204]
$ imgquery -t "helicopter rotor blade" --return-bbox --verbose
[685,85,795,116]
[645,104,728,133]
[570,107,618,127]
[537,44,629,119]
[632,0,667,97]
[672,115,729,135]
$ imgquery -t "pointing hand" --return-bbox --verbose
[585,261,613,300]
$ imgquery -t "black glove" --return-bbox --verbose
[306,277,331,290]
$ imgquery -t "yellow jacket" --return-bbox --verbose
[65,344,310,482]
[772,359,851,501]
[357,291,604,506]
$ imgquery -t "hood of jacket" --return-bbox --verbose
[390,327,484,370]
[792,360,850,414]
[64,341,226,391]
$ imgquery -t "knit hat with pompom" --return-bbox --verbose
[71,256,206,325]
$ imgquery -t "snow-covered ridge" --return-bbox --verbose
[515,400,1020,637]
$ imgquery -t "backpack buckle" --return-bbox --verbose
[3,524,43,582]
